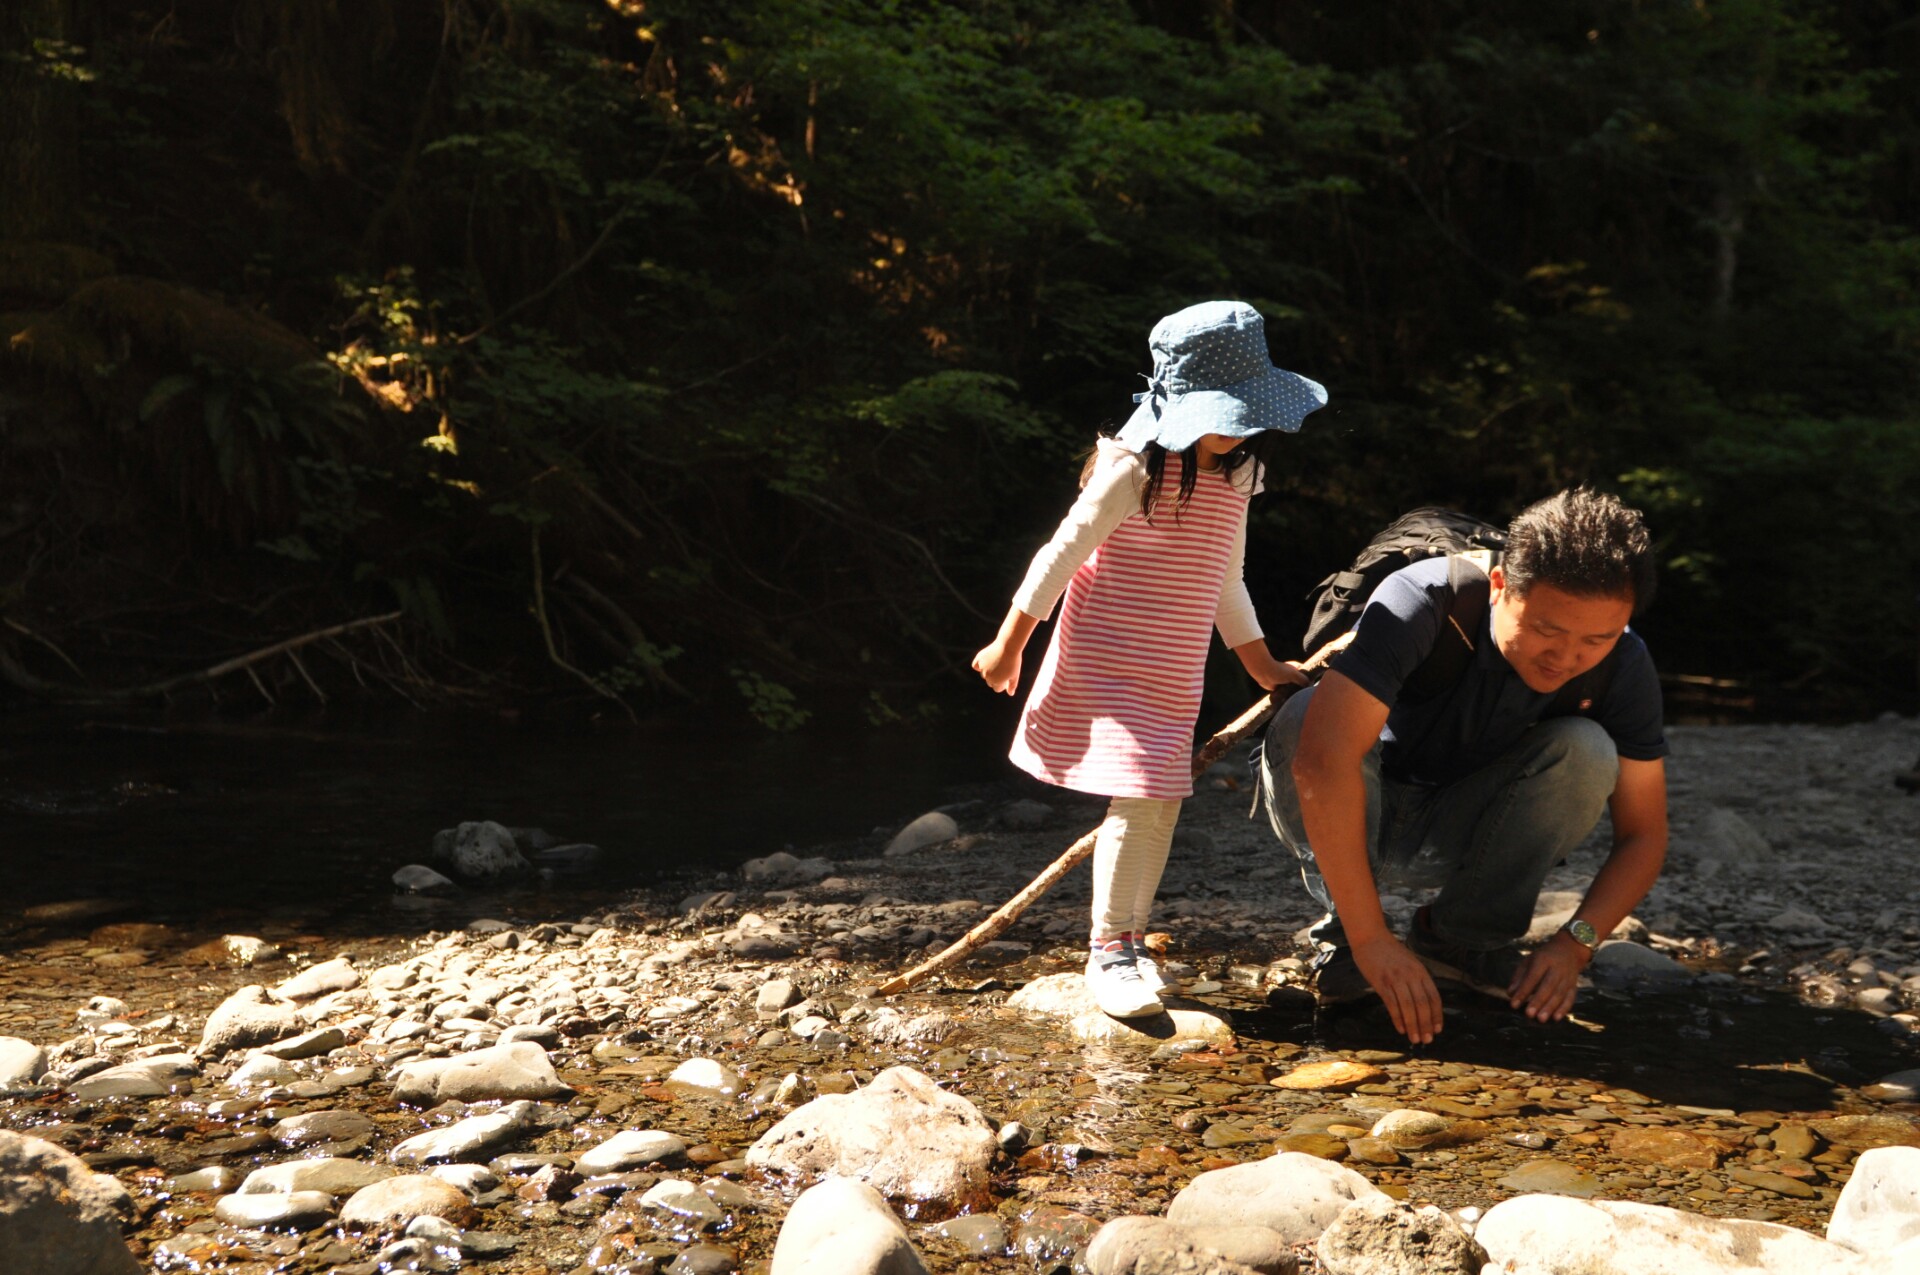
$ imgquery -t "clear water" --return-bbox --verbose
[0,703,1018,934]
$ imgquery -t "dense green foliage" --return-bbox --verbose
[2,0,1916,720]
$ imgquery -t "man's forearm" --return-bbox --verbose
[1573,832,1667,939]
[1294,764,1392,944]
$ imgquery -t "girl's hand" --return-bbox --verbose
[1233,640,1307,692]
[972,641,1022,695]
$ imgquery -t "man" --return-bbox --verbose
[1258,487,1668,1044]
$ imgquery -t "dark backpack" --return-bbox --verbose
[1302,507,1615,716]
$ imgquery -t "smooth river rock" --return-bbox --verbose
[338,1174,477,1231]
[0,1131,140,1275]
[198,985,303,1056]
[1827,1145,1920,1255]
[747,1065,997,1208]
[1083,1215,1284,1275]
[1006,973,1234,1046]
[1167,1152,1384,1245]
[389,1041,572,1106]
[1475,1195,1879,1274]
[769,1177,930,1275]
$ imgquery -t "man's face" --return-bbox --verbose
[1488,565,1634,694]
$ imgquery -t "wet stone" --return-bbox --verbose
[1496,1159,1602,1198]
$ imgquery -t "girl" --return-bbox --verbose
[973,300,1326,1017]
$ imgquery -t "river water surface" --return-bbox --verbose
[0,704,1018,940]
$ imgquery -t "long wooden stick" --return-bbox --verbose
[876,642,1344,996]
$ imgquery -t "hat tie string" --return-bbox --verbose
[1131,373,1170,415]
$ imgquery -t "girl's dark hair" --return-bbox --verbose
[1503,486,1658,616]
[1082,429,1284,519]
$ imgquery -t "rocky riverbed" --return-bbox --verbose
[3,717,1920,1274]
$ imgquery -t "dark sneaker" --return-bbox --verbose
[1405,908,1523,1000]
[1309,944,1374,1006]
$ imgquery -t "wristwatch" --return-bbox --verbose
[1562,918,1600,954]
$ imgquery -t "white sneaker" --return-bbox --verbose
[1127,938,1167,993]
[1085,945,1163,1018]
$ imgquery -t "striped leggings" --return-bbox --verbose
[1089,796,1182,940]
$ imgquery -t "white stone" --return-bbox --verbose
[238,1158,397,1197]
[576,1130,686,1175]
[212,1190,336,1231]
[389,1041,571,1106]
[393,864,455,892]
[0,1037,47,1088]
[747,1066,997,1207]
[1007,973,1233,1047]
[389,1102,537,1165]
[668,1058,746,1097]
[1475,1195,1878,1274]
[228,1054,301,1089]
[338,1175,475,1230]
[272,957,362,1003]
[770,1176,930,1275]
[1829,1146,1920,1255]
[1167,1152,1384,1245]
[198,985,302,1056]
[882,812,958,857]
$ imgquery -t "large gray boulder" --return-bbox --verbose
[432,821,530,880]
[1167,1152,1384,1245]
[389,1041,572,1106]
[0,1130,140,1274]
[747,1065,997,1208]
[770,1177,929,1275]
[198,985,303,1056]
[1474,1195,1878,1274]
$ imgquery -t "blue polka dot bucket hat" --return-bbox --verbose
[1114,300,1327,452]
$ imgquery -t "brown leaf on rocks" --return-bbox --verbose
[1270,1060,1386,1091]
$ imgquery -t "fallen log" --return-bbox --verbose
[876,640,1346,996]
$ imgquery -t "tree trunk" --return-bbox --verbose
[0,0,81,240]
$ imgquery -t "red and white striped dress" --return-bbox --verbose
[1008,443,1259,800]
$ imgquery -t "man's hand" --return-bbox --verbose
[1508,932,1590,1023]
[1352,934,1445,1044]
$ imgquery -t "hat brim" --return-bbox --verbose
[1115,366,1327,453]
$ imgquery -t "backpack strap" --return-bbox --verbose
[1399,554,1488,703]
[1400,553,1620,716]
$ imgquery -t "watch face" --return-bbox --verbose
[1568,919,1599,948]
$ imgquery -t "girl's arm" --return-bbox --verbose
[974,607,1040,695]
[974,443,1142,694]
[1216,509,1307,692]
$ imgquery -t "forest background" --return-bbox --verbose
[2,0,1917,730]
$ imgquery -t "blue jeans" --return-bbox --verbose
[1255,685,1618,951]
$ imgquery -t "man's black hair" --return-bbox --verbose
[1503,487,1657,616]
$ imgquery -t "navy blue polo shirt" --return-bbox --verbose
[1329,558,1669,786]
